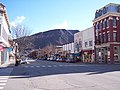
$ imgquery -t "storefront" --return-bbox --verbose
[95,44,120,64]
[82,50,94,63]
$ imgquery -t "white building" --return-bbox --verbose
[63,42,74,54]
[74,27,95,63]
[0,3,13,65]
[74,31,82,53]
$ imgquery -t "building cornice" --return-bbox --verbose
[93,12,120,23]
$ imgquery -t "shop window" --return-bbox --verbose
[113,32,117,42]
[113,17,116,27]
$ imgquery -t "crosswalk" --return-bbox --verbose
[24,64,86,68]
[0,68,13,90]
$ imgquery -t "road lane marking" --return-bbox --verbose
[59,65,63,66]
[42,66,46,67]
[30,66,34,68]
[47,65,52,67]
[36,66,40,67]
[53,65,57,67]
[25,66,28,68]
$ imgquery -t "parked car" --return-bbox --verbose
[20,59,29,64]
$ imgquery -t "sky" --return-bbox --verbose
[0,0,120,34]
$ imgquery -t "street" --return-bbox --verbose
[1,60,120,90]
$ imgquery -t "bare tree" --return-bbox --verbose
[11,24,31,39]
[11,24,32,55]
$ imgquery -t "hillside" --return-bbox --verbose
[15,29,79,50]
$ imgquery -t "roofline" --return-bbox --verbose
[0,2,10,30]
[96,3,120,11]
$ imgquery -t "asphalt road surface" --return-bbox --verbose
[2,60,120,90]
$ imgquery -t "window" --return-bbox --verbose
[106,18,109,27]
[103,34,106,43]
[96,23,99,30]
[101,21,103,29]
[113,17,116,26]
[103,20,105,28]
[79,40,82,48]
[89,41,93,46]
[113,32,117,42]
[100,35,102,43]
[85,42,88,47]
[108,33,110,42]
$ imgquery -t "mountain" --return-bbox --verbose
[15,29,79,50]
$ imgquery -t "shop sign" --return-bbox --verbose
[0,45,3,51]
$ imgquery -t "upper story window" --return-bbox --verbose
[101,21,103,29]
[103,20,105,29]
[79,40,82,48]
[96,23,100,30]
[89,41,93,46]
[103,34,106,43]
[113,32,117,42]
[106,18,109,27]
[113,17,116,27]
[100,35,102,43]
[108,33,110,42]
[85,42,88,47]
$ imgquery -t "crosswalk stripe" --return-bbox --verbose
[0,80,7,83]
[0,78,9,80]
[0,83,6,86]
[0,87,4,89]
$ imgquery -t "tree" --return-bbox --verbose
[11,24,32,55]
[11,24,31,39]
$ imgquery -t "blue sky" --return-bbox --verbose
[1,0,120,34]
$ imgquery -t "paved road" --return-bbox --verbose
[2,60,120,90]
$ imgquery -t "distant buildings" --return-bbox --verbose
[93,3,120,64]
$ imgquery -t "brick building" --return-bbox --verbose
[93,3,120,64]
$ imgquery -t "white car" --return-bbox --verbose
[20,59,29,64]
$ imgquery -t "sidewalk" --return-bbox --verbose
[0,61,15,68]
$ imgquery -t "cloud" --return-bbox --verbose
[10,16,26,27]
[50,20,69,30]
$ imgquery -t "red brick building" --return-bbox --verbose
[93,3,120,64]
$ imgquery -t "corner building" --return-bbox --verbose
[93,3,120,64]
